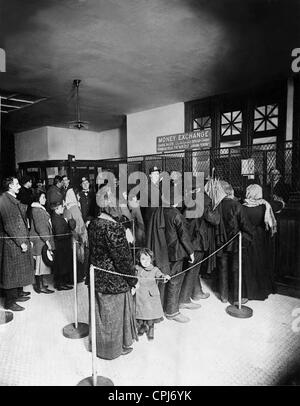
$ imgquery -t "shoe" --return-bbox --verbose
[147,326,154,340]
[138,325,148,336]
[33,284,41,294]
[166,313,190,323]
[179,302,201,310]
[55,285,67,291]
[121,347,133,356]
[192,292,210,301]
[15,296,30,302]
[18,291,31,297]
[233,298,248,306]
[62,285,73,290]
[40,287,55,294]
[5,302,25,311]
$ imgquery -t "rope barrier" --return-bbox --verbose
[0,232,72,239]
[92,232,240,281]
[0,218,134,239]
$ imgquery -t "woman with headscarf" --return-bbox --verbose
[87,194,138,360]
[243,184,277,300]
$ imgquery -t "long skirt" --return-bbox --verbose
[34,255,51,276]
[92,290,138,360]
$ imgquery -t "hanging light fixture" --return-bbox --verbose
[68,79,89,130]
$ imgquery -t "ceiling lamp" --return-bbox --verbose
[68,79,89,130]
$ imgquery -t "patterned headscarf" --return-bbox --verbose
[244,184,277,236]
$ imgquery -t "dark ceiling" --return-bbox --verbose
[1,0,300,133]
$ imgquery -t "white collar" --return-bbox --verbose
[31,202,46,211]
[7,191,17,198]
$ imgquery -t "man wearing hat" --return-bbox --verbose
[140,166,162,230]
[78,177,96,225]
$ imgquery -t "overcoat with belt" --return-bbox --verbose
[0,192,34,289]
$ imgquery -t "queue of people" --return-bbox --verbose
[0,167,288,362]
[0,174,94,311]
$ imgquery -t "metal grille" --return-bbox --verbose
[96,141,294,196]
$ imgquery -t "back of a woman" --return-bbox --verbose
[243,184,277,301]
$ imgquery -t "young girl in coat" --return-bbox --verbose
[135,248,170,339]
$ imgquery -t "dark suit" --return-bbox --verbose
[180,197,220,303]
[51,213,73,286]
[265,179,291,207]
[78,190,96,223]
[163,207,194,316]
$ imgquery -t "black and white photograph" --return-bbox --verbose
[0,0,300,389]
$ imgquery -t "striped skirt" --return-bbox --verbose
[92,290,138,360]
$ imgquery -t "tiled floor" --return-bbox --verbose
[0,276,300,386]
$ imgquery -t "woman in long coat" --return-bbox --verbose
[30,190,55,294]
[87,195,138,360]
[0,177,34,310]
[243,184,277,300]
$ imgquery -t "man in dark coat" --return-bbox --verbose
[218,182,253,304]
[140,166,162,234]
[0,177,34,311]
[163,202,194,323]
[51,202,75,290]
[265,168,291,208]
[46,175,64,210]
[17,175,34,207]
[78,177,96,224]
[180,191,220,306]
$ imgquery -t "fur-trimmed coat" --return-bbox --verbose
[0,192,34,289]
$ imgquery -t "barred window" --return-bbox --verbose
[193,116,211,131]
[254,104,278,132]
[221,110,242,137]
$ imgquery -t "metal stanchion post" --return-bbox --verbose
[77,265,114,386]
[132,220,136,265]
[226,232,253,319]
[63,237,89,338]
[0,310,14,326]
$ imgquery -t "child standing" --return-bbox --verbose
[135,248,170,339]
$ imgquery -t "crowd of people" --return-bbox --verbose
[0,166,290,361]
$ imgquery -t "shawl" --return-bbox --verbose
[243,184,277,236]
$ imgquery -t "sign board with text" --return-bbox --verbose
[156,129,211,153]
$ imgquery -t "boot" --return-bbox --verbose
[40,276,54,294]
[147,325,154,340]
[138,321,148,336]
[33,276,41,293]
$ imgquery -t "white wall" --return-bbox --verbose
[15,127,49,163]
[127,103,185,156]
[46,127,123,160]
[15,126,124,163]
